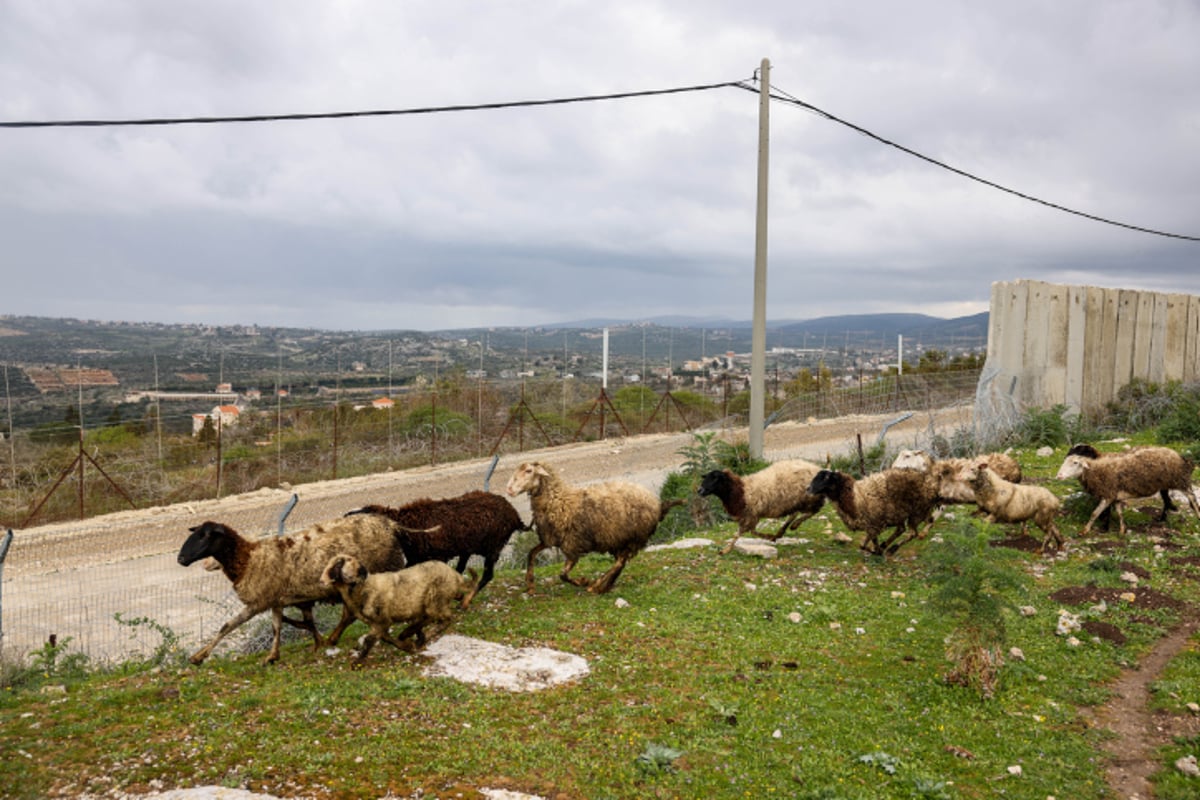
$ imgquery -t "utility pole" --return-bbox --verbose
[749,57,770,459]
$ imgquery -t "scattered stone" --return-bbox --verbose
[1007,764,1023,777]
[832,531,854,544]
[482,790,547,800]
[1009,647,1025,661]
[1175,754,1200,777]
[614,598,630,609]
[1020,606,1037,617]
[1036,446,1054,457]
[1120,571,1140,586]
[1186,702,1200,714]
[733,540,778,559]
[422,635,590,692]
[788,612,802,624]
[646,537,713,552]
[1056,610,1081,636]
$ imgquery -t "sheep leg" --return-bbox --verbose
[264,608,285,664]
[858,530,884,556]
[323,605,357,647]
[879,523,919,555]
[588,556,629,594]
[189,604,263,665]
[391,621,426,648]
[718,532,743,555]
[280,602,324,651]
[559,558,590,587]
[766,514,801,542]
[1038,519,1064,554]
[461,559,492,609]
[524,542,550,592]
[1082,498,1114,536]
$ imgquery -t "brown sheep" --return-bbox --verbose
[892,449,1023,503]
[346,490,529,608]
[505,461,682,594]
[807,467,941,555]
[177,515,411,665]
[960,461,1063,552]
[1056,444,1199,535]
[319,555,474,663]
[697,459,825,554]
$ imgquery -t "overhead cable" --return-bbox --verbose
[0,79,752,128]
[750,83,1200,243]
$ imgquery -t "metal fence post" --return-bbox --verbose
[0,529,13,646]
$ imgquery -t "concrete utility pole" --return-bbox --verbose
[749,57,770,459]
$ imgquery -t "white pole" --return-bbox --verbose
[898,334,904,375]
[749,57,771,459]
[602,327,609,390]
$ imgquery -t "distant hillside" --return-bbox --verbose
[776,312,989,342]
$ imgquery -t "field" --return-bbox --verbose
[1,426,1200,799]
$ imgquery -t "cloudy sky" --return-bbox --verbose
[3,1,1198,332]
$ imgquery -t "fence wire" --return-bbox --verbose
[0,369,985,667]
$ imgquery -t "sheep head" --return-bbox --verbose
[697,470,733,498]
[892,449,933,471]
[1066,443,1101,459]
[506,462,551,497]
[807,469,846,498]
[177,521,239,567]
[1056,454,1090,481]
[320,554,368,588]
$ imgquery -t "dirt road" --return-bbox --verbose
[1,407,972,662]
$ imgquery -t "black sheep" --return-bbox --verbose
[346,490,528,607]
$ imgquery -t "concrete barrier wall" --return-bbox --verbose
[981,279,1200,419]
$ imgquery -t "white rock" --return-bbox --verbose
[1120,572,1140,585]
[788,612,802,624]
[772,729,782,739]
[1186,702,1200,714]
[1175,754,1200,777]
[1007,764,1023,777]
[1020,606,1037,617]
[614,598,630,609]
[1036,446,1054,457]
[1009,647,1025,661]
[422,634,590,692]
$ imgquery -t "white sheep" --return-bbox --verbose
[1055,444,1199,535]
[697,459,825,554]
[505,460,682,594]
[892,449,1023,503]
[958,461,1063,552]
[806,467,942,555]
[319,555,474,663]
[177,515,412,665]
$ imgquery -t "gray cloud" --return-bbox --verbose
[2,0,1198,331]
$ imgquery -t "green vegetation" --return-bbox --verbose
[3,432,1200,799]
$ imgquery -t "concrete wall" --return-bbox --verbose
[979,279,1200,423]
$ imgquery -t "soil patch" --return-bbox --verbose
[1049,585,1188,613]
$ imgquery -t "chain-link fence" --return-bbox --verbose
[0,368,984,668]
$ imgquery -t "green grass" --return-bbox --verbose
[2,441,1200,799]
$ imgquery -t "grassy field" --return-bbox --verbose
[2,441,1200,799]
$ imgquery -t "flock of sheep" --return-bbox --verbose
[177,443,1199,666]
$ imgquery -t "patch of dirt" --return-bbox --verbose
[990,533,1043,552]
[1048,585,1188,613]
[1088,615,1200,799]
[1080,620,1127,646]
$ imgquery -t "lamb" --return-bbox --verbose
[892,449,1023,504]
[177,515,411,665]
[504,460,683,594]
[697,459,825,554]
[806,467,942,555]
[319,555,474,663]
[959,461,1063,552]
[345,490,529,608]
[1055,444,1199,535]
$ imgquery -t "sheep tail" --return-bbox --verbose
[659,498,685,521]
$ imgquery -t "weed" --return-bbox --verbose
[113,613,187,669]
[635,741,684,776]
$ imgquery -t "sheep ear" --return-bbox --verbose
[533,463,550,477]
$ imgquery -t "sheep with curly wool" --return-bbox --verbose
[505,460,682,594]
[697,459,825,554]
[959,461,1063,552]
[345,491,529,608]
[806,467,941,555]
[177,515,410,665]
[319,555,473,663]
[1055,444,1199,535]
[892,449,1023,504]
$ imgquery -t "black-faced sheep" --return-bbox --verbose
[892,449,1023,504]
[177,515,410,665]
[959,461,1063,552]
[697,459,825,554]
[1055,444,1199,536]
[504,460,683,594]
[806,467,942,555]
[319,555,474,663]
[345,490,529,608]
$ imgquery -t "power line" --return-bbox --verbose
[750,83,1200,243]
[0,79,753,128]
